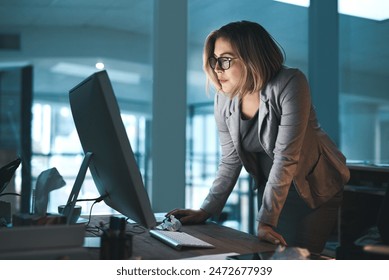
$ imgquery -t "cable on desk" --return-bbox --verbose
[80,194,109,236]
[85,226,102,236]
[71,193,108,227]
[79,195,147,236]
[86,221,109,237]
[126,224,146,235]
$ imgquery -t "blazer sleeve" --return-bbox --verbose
[201,93,242,216]
[257,70,311,227]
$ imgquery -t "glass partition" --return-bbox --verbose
[0,66,32,214]
[339,14,389,165]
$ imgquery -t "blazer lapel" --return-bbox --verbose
[225,97,242,156]
[258,97,269,138]
[258,94,274,159]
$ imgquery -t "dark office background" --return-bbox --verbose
[0,0,388,233]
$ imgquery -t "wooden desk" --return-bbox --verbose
[86,215,276,260]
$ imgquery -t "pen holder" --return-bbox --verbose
[99,216,132,260]
[100,232,133,260]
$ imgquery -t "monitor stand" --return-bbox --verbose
[62,152,93,225]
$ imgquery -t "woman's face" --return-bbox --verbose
[212,37,243,94]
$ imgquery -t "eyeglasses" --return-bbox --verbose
[208,57,237,70]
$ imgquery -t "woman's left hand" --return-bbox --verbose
[257,222,288,246]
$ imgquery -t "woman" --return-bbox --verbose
[168,20,349,254]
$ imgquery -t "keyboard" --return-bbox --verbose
[149,229,215,250]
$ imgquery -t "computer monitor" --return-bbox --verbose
[67,70,156,229]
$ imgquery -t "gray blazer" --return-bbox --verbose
[201,67,350,227]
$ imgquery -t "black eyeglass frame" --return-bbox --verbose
[208,57,237,70]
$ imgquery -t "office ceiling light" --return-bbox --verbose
[275,0,309,7]
[275,0,389,21]
[338,0,389,21]
[95,62,105,70]
[51,62,140,85]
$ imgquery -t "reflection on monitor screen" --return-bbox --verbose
[68,70,156,229]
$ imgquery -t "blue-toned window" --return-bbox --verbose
[31,102,149,216]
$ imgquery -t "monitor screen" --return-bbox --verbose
[68,70,156,229]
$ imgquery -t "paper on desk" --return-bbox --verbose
[182,252,239,260]
[33,167,66,216]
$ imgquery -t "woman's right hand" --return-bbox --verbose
[257,222,287,246]
[165,208,211,224]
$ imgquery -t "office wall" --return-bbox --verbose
[0,0,388,219]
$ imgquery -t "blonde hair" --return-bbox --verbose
[203,20,284,99]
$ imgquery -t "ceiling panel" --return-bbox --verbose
[0,0,388,105]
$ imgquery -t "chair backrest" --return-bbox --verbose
[0,157,21,194]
